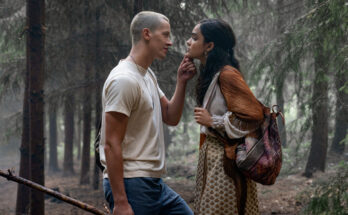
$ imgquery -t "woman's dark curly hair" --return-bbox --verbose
[195,19,240,106]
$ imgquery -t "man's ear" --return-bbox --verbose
[142,28,151,41]
[206,42,214,52]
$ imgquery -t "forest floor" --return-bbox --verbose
[0,151,346,215]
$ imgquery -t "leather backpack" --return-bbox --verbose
[211,104,284,185]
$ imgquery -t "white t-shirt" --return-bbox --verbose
[99,60,166,178]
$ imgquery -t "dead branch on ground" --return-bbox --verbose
[0,169,109,215]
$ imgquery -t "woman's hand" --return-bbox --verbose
[194,107,213,127]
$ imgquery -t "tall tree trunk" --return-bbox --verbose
[163,125,172,156]
[80,92,92,184]
[92,115,101,189]
[133,0,143,17]
[16,18,30,213]
[63,93,75,175]
[243,0,248,11]
[275,0,287,147]
[48,98,59,172]
[304,33,329,177]
[92,5,102,190]
[76,103,82,160]
[330,68,347,154]
[27,0,45,214]
[80,1,93,185]
[276,78,287,146]
[182,107,189,141]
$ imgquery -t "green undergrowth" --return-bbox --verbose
[298,163,348,215]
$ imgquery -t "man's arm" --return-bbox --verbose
[104,112,134,215]
[161,56,196,126]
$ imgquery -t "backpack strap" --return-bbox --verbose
[272,105,285,124]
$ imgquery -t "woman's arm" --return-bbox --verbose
[194,66,263,139]
[194,108,261,139]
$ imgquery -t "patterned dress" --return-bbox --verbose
[194,136,259,215]
[194,66,263,215]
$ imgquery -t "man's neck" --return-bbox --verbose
[128,44,154,69]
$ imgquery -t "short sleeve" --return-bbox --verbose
[157,85,165,98]
[104,76,140,117]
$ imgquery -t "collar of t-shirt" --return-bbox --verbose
[123,59,147,76]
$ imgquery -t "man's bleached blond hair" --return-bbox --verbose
[130,11,169,45]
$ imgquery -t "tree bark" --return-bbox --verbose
[16,19,30,213]
[48,98,59,172]
[80,1,93,185]
[93,5,102,190]
[330,68,347,154]
[304,36,329,177]
[276,78,287,147]
[63,93,75,175]
[80,91,92,184]
[27,0,45,214]
[77,103,82,160]
[275,0,287,147]
[163,125,172,156]
[243,0,248,10]
[133,0,143,17]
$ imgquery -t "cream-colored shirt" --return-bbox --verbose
[201,72,256,139]
[100,60,165,178]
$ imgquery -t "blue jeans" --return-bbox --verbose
[103,178,193,215]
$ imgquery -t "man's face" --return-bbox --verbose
[148,20,172,60]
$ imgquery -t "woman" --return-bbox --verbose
[186,19,264,215]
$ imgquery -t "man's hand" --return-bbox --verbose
[113,201,134,215]
[160,55,196,125]
[177,55,196,82]
[194,107,213,127]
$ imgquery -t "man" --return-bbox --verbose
[99,11,196,215]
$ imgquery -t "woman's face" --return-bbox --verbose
[186,24,207,61]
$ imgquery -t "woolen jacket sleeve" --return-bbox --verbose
[213,66,264,139]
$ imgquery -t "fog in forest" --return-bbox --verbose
[0,0,347,214]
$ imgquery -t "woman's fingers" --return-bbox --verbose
[194,113,204,124]
[194,107,205,112]
[195,117,202,124]
[194,107,212,127]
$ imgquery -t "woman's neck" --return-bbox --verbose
[199,56,206,66]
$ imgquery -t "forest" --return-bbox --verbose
[0,0,347,214]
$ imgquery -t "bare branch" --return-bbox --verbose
[0,169,109,215]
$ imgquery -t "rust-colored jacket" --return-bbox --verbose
[219,65,263,123]
[199,65,264,147]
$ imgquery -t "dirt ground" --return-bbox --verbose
[0,153,343,215]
